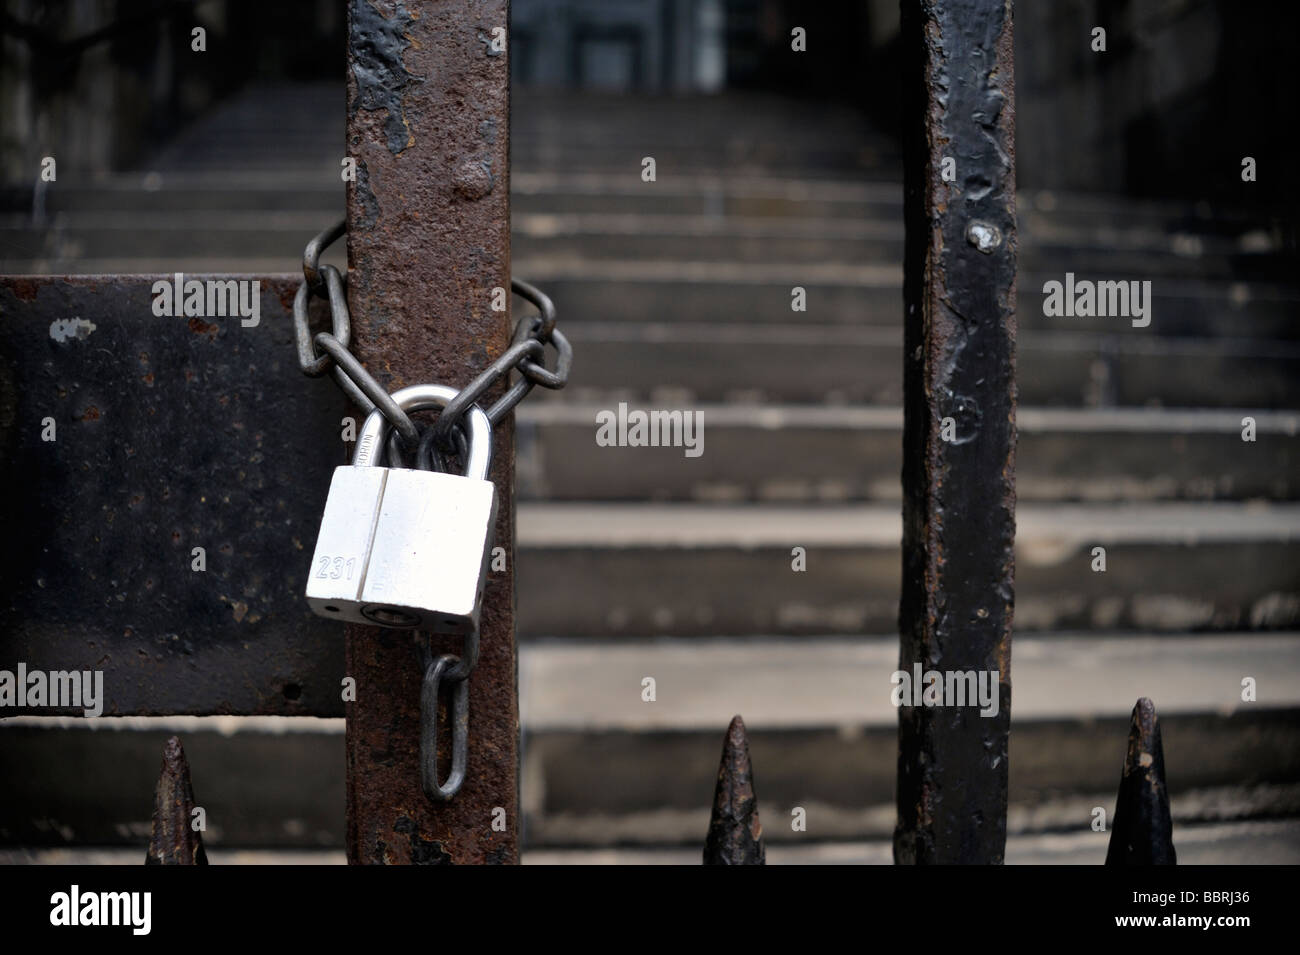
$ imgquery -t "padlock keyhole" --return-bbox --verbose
[362,605,420,628]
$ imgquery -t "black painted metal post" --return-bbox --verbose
[895,0,1018,865]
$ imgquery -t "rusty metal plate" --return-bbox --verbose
[0,275,347,716]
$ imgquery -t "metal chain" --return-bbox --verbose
[293,219,571,455]
[294,219,570,802]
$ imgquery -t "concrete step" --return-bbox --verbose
[142,86,899,177]
[2,180,346,214]
[513,265,1300,341]
[511,502,1300,636]
[524,820,1300,864]
[0,257,337,275]
[517,174,896,221]
[517,405,1300,502]
[520,634,1300,730]
[0,231,1284,343]
[6,818,1300,863]
[0,213,352,262]
[3,632,1297,848]
[4,213,1287,280]
[9,174,899,218]
[144,135,897,180]
[511,210,1287,277]
[0,272,1289,411]
[521,629,1300,845]
[509,178,1281,238]
[8,174,1281,242]
[541,323,1300,409]
[527,742,1300,850]
[508,125,899,176]
[509,90,894,142]
[534,147,900,176]
[514,223,1287,279]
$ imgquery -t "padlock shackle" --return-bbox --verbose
[354,383,492,479]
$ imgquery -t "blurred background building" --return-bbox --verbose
[1,0,1298,862]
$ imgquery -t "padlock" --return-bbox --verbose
[306,383,497,634]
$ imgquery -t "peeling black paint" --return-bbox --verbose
[349,0,420,155]
[394,815,453,865]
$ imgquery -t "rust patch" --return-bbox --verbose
[187,317,218,340]
[8,277,40,302]
[277,283,299,312]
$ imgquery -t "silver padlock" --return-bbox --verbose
[306,383,497,634]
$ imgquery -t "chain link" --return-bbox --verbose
[416,628,479,801]
[295,219,569,802]
[418,652,470,802]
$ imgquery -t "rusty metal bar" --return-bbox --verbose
[145,736,208,865]
[1106,698,1177,865]
[343,0,518,864]
[894,0,1017,865]
[703,715,765,865]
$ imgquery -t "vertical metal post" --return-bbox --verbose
[895,0,1017,864]
[343,0,518,865]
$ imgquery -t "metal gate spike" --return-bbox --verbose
[1105,698,1177,865]
[703,715,766,865]
[145,736,209,865]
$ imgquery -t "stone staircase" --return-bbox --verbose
[1,82,1297,860]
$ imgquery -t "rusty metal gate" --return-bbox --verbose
[0,0,1176,866]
